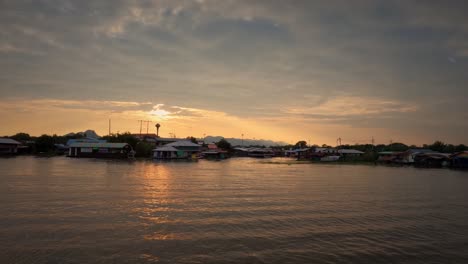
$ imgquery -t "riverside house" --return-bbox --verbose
[153,140,201,159]
[68,142,134,159]
[0,138,21,155]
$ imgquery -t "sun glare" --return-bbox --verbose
[149,109,171,120]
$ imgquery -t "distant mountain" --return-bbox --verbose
[65,130,100,139]
[203,136,287,147]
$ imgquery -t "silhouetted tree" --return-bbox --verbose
[135,142,153,157]
[35,134,55,153]
[428,141,446,152]
[187,136,198,144]
[295,140,307,148]
[10,132,31,142]
[216,138,232,150]
[102,132,139,148]
[455,144,467,152]
[386,143,408,152]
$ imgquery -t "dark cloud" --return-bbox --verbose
[0,0,467,143]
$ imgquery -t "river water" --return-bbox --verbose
[1,156,467,263]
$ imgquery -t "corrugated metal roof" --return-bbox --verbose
[166,141,200,147]
[153,146,178,152]
[338,149,364,154]
[69,142,129,148]
[0,138,21,145]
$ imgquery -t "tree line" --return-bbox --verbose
[4,132,467,156]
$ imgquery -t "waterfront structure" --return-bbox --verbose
[201,150,228,160]
[247,148,274,158]
[68,142,133,158]
[0,138,21,155]
[338,149,364,159]
[377,151,398,163]
[200,143,229,159]
[153,140,201,159]
[315,147,337,154]
[233,147,249,156]
[396,149,434,164]
[414,153,450,167]
[451,151,468,169]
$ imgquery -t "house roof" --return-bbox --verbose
[166,140,200,147]
[451,151,468,158]
[157,137,184,142]
[69,142,129,148]
[407,149,434,153]
[0,138,21,145]
[154,146,178,152]
[338,149,364,154]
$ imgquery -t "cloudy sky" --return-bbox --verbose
[1,0,467,145]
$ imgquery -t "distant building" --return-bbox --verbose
[397,149,435,164]
[68,142,133,159]
[338,149,364,158]
[0,138,21,155]
[153,141,201,159]
[200,143,229,160]
[377,151,398,163]
[314,147,337,154]
[414,153,450,167]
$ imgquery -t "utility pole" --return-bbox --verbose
[145,121,150,134]
[242,133,244,146]
[138,120,143,136]
[138,120,151,136]
[108,119,111,136]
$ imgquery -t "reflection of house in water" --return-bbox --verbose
[68,142,134,159]
[0,138,21,155]
[153,141,201,159]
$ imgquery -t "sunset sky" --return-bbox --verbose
[1,1,467,145]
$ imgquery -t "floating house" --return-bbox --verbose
[233,147,250,157]
[314,147,337,154]
[451,151,468,169]
[396,149,434,164]
[0,138,21,155]
[247,148,274,158]
[201,150,228,160]
[153,141,201,159]
[68,142,134,159]
[377,151,398,163]
[414,153,450,167]
[200,144,229,160]
[338,149,364,159]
